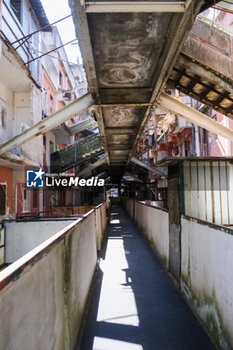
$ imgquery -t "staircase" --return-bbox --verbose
[50,134,104,173]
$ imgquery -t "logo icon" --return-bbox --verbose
[26,168,45,188]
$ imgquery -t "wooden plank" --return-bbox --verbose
[157,92,233,142]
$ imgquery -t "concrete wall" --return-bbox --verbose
[124,198,134,219]
[0,203,107,350]
[124,198,233,349]
[95,202,107,251]
[181,217,233,350]
[124,199,169,267]
[4,220,75,263]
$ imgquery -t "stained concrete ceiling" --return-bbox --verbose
[69,0,221,182]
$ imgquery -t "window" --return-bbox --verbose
[59,72,63,88]
[33,189,37,208]
[10,0,22,24]
[50,95,54,114]
[1,107,6,128]
[0,185,6,216]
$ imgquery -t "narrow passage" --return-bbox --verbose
[78,203,216,350]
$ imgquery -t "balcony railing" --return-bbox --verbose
[50,134,104,173]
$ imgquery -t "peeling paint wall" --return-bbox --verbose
[0,205,107,350]
[181,217,233,350]
[95,202,107,251]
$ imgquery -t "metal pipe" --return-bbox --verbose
[12,14,72,45]
[0,93,94,155]
[25,39,78,65]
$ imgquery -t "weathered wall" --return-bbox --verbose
[124,199,169,267]
[4,220,75,263]
[183,16,233,81]
[0,207,105,350]
[124,198,134,219]
[183,160,233,226]
[181,217,233,350]
[95,202,107,250]
[124,198,233,349]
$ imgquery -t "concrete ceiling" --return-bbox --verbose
[69,0,220,182]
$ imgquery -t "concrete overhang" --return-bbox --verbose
[0,153,40,169]
[69,0,214,181]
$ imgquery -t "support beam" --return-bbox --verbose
[131,157,164,176]
[129,0,204,161]
[76,157,107,177]
[105,128,137,135]
[85,1,187,13]
[157,92,233,142]
[109,144,132,150]
[99,88,152,104]
[0,93,94,155]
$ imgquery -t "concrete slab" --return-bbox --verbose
[78,202,216,350]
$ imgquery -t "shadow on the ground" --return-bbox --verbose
[77,202,216,350]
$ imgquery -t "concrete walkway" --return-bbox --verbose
[78,203,216,350]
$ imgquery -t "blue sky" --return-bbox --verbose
[41,0,81,63]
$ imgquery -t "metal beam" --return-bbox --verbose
[99,87,152,104]
[109,144,132,150]
[157,92,233,142]
[129,0,203,161]
[69,0,110,164]
[105,128,137,135]
[85,1,187,13]
[0,93,94,155]
[174,54,233,95]
[76,156,107,177]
